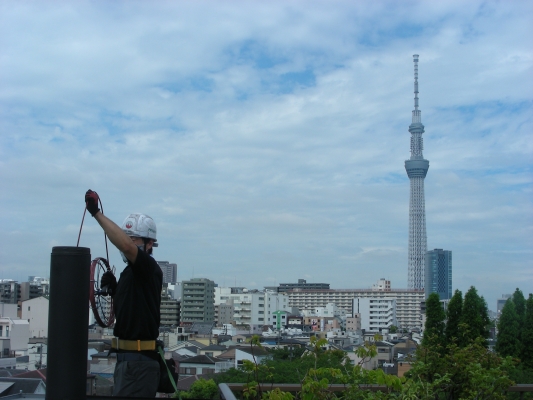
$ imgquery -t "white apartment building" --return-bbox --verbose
[215,288,290,329]
[286,280,424,330]
[21,297,49,338]
[353,298,397,333]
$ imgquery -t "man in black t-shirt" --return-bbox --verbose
[85,190,163,398]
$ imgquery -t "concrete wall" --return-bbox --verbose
[21,297,49,338]
[0,303,18,319]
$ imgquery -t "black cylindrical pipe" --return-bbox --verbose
[46,246,90,400]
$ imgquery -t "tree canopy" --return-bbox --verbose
[521,294,533,368]
[422,292,445,349]
[445,289,463,346]
[496,298,521,357]
[459,286,489,346]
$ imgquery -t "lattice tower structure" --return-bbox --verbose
[405,54,429,290]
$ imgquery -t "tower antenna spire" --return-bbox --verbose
[412,54,421,124]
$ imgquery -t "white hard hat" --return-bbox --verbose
[121,213,158,247]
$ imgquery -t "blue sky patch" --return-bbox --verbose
[359,23,427,47]
[159,76,215,94]
[236,40,286,69]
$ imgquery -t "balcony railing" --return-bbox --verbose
[218,383,533,400]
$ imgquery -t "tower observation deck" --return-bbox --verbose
[405,54,429,290]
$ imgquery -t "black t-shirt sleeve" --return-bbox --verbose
[131,249,159,279]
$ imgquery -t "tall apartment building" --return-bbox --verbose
[19,282,43,302]
[181,278,215,322]
[157,261,178,284]
[287,281,424,330]
[160,299,180,326]
[353,298,397,333]
[425,249,452,300]
[0,280,20,304]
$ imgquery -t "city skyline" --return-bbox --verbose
[0,1,531,310]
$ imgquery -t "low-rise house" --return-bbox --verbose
[344,345,378,370]
[178,355,224,376]
[0,377,46,397]
[167,339,205,357]
[375,341,394,365]
[199,344,227,357]
[392,338,418,361]
[235,347,271,369]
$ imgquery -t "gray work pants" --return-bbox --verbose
[113,353,160,398]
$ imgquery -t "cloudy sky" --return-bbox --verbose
[1,0,531,310]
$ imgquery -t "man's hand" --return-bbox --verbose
[85,190,100,217]
[100,271,117,296]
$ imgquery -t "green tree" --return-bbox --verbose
[214,338,348,387]
[410,337,513,400]
[460,286,489,346]
[422,292,445,349]
[496,298,521,357]
[179,378,218,399]
[513,288,526,324]
[522,294,533,368]
[480,295,491,337]
[445,289,463,345]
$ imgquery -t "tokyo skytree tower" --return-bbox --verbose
[405,54,429,290]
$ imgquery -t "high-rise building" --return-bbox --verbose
[157,261,177,284]
[496,294,512,316]
[405,54,430,290]
[0,280,20,304]
[425,249,452,300]
[181,278,215,322]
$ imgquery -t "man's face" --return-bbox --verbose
[129,236,153,252]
